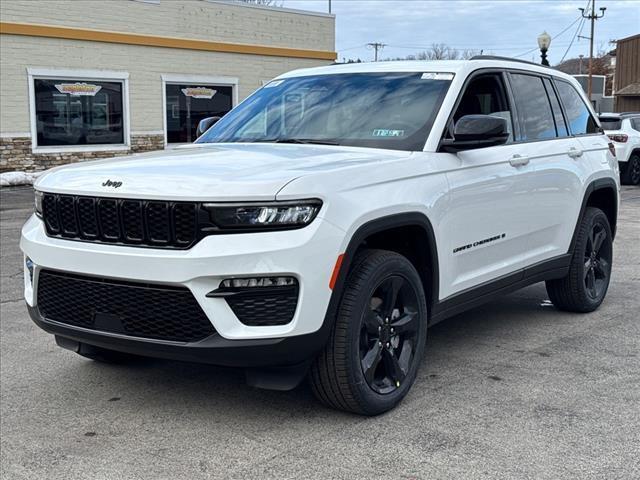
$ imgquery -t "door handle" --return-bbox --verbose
[567,147,583,158]
[509,154,530,167]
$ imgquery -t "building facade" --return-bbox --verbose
[613,33,640,113]
[0,0,335,172]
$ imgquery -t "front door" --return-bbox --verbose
[439,71,561,299]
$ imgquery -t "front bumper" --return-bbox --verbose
[27,305,330,367]
[20,214,345,344]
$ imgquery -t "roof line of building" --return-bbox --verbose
[0,22,337,61]
[209,0,335,19]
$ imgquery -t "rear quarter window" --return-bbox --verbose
[555,80,598,135]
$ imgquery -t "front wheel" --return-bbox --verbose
[310,249,428,415]
[546,207,613,312]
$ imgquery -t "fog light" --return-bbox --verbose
[207,276,297,297]
[25,257,34,284]
[221,276,296,289]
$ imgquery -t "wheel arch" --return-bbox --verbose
[570,177,618,252]
[326,212,440,326]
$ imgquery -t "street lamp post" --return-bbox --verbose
[537,31,552,66]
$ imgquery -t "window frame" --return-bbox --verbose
[542,77,569,138]
[27,67,130,153]
[161,74,239,146]
[437,68,517,151]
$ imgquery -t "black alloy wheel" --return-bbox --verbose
[583,220,612,301]
[546,207,613,313]
[360,275,420,394]
[629,155,640,185]
[309,249,428,415]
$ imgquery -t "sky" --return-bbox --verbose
[283,0,640,65]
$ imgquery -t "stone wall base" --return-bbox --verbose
[0,134,165,173]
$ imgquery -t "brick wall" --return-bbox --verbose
[0,134,164,173]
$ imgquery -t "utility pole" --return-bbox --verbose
[580,1,606,102]
[367,42,386,62]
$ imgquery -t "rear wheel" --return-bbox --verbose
[620,153,640,185]
[310,249,428,415]
[546,207,613,312]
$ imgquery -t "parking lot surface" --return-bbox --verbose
[1,186,639,479]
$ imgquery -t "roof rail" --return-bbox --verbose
[469,55,548,67]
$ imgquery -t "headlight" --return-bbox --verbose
[34,190,43,218]
[203,200,321,231]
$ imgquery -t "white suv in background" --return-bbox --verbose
[600,113,640,185]
[21,57,619,415]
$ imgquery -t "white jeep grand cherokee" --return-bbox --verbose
[21,57,619,415]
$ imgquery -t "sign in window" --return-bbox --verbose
[165,84,233,143]
[34,79,124,147]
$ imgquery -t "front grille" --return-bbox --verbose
[226,285,299,326]
[42,193,198,249]
[37,270,216,343]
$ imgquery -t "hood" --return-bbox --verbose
[35,143,412,201]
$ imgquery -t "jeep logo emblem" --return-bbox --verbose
[102,179,122,188]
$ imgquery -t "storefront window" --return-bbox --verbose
[34,79,124,147]
[165,84,233,143]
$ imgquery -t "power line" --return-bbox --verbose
[580,0,607,99]
[366,42,387,61]
[560,0,592,63]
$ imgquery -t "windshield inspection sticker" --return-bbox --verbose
[421,72,455,81]
[373,129,405,137]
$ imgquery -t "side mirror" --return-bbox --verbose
[441,114,510,152]
[196,116,221,138]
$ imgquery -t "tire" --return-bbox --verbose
[76,344,141,364]
[546,207,613,313]
[310,249,428,415]
[620,153,640,185]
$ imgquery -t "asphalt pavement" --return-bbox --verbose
[1,186,639,480]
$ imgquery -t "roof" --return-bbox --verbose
[278,58,578,83]
[598,112,640,118]
[616,83,640,96]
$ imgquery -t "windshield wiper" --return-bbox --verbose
[253,138,340,146]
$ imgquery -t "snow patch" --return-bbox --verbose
[0,171,44,187]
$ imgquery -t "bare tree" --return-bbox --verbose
[384,44,479,62]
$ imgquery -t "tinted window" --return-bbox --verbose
[630,118,640,132]
[34,78,124,147]
[598,117,622,130]
[165,84,233,143]
[452,74,514,143]
[510,74,556,141]
[197,73,452,151]
[555,81,598,135]
[543,78,568,137]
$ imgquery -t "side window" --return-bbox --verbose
[451,73,514,143]
[631,118,640,132]
[509,73,556,141]
[555,80,598,135]
[543,78,568,137]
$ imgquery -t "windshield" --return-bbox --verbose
[196,72,452,151]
